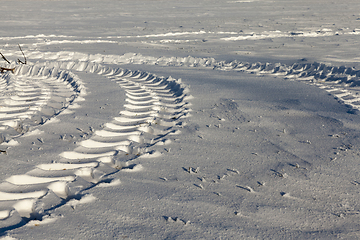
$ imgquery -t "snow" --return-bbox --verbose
[1,0,360,239]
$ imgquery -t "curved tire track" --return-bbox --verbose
[22,50,360,110]
[0,65,85,145]
[0,60,192,231]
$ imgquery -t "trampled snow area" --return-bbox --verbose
[1,0,360,239]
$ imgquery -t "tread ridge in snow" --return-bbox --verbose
[0,58,192,230]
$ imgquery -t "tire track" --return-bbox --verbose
[0,65,85,147]
[0,61,192,230]
[21,50,360,111]
[0,65,86,230]
[1,49,360,232]
[227,61,360,109]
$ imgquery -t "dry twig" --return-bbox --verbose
[0,50,14,73]
[0,44,27,74]
[0,52,10,64]
[0,51,14,73]
[0,67,15,73]
[17,44,26,64]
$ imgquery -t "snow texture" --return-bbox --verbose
[1,0,360,239]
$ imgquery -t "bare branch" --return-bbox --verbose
[17,44,26,64]
[0,67,15,73]
[0,52,11,64]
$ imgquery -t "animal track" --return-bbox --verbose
[163,216,189,225]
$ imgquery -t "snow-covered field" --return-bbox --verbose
[1,0,360,239]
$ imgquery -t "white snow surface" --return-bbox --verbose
[1,0,360,239]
